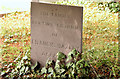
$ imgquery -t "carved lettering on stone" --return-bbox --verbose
[31,2,83,66]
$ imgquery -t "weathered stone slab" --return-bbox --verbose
[31,2,83,66]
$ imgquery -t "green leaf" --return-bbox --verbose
[46,60,55,68]
[112,67,116,77]
[22,55,28,60]
[72,70,75,77]
[66,49,77,62]
[55,60,60,69]
[17,65,21,70]
[66,56,72,62]
[85,62,88,67]
[76,59,84,66]
[57,52,66,60]
[41,67,47,74]
[25,66,29,73]
[81,64,83,68]
[1,71,6,76]
[68,49,76,57]
[82,69,85,74]
[25,61,29,65]
[31,61,40,70]
[48,67,54,73]
[72,64,76,69]
[57,69,65,74]
[20,66,25,72]
[66,62,72,68]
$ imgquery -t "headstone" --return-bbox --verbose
[31,2,83,66]
[32,0,39,2]
[32,0,65,2]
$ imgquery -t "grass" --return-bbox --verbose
[0,1,119,78]
[83,2,118,64]
[0,11,31,66]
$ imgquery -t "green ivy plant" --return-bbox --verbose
[1,49,120,78]
[98,1,120,13]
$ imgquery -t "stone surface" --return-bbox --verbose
[31,2,83,66]
[32,0,61,2]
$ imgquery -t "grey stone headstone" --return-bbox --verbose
[31,2,83,66]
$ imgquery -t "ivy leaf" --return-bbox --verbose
[66,62,73,68]
[1,71,6,76]
[25,66,29,73]
[31,61,40,70]
[47,73,53,78]
[22,55,28,60]
[76,59,84,66]
[57,52,66,61]
[85,62,88,67]
[17,64,21,70]
[71,70,75,77]
[112,67,116,77]
[57,69,65,74]
[20,66,25,72]
[68,49,77,57]
[55,60,60,69]
[67,49,77,62]
[48,67,54,73]
[41,67,47,74]
[25,61,29,65]
[82,69,86,74]
[66,56,72,62]
[46,60,55,68]
[72,64,76,69]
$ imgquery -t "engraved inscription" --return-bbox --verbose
[52,33,57,37]
[40,11,48,16]
[32,39,80,50]
[32,20,53,26]
[56,23,79,29]
[31,20,79,30]
[39,9,70,18]
[41,51,56,58]
[42,51,49,56]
